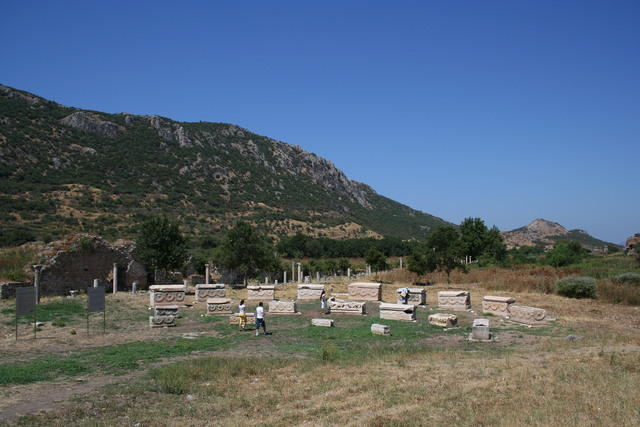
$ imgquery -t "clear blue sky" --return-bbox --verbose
[2,0,638,244]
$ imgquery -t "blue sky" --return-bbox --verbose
[1,0,638,243]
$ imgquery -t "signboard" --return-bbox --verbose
[88,286,105,313]
[16,286,35,316]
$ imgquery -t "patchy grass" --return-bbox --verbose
[0,248,34,281]
[2,298,86,325]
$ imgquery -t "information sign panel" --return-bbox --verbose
[88,286,105,313]
[16,287,35,316]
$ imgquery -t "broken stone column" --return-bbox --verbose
[347,268,351,278]
[311,318,334,327]
[348,282,382,301]
[93,278,99,288]
[205,263,210,285]
[112,263,118,294]
[471,318,491,341]
[379,303,417,322]
[297,263,302,284]
[437,290,471,311]
[428,313,458,328]
[371,323,390,335]
[283,271,287,283]
[482,295,515,317]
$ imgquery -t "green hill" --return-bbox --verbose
[0,84,450,246]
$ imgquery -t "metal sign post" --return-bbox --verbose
[16,287,36,341]
[87,286,105,336]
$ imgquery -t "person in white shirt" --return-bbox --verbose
[238,299,247,330]
[255,301,267,336]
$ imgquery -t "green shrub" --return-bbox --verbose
[555,276,597,299]
[613,272,640,285]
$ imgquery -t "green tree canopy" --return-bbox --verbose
[545,240,585,267]
[215,222,277,284]
[426,225,464,281]
[365,248,388,272]
[137,215,188,277]
[407,249,437,276]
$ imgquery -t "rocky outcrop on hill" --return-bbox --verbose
[503,218,617,251]
[625,233,640,254]
[60,111,125,137]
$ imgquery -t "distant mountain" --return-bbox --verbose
[503,218,619,250]
[0,84,450,246]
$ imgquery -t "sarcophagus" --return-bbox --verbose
[268,300,298,314]
[379,302,417,322]
[371,323,390,335]
[471,318,491,341]
[247,285,275,301]
[149,285,186,307]
[328,299,366,315]
[229,312,255,325]
[149,305,178,327]
[297,284,325,300]
[397,287,427,305]
[437,290,471,311]
[428,313,458,328]
[206,298,233,315]
[508,305,547,325]
[482,295,515,317]
[311,318,334,327]
[348,282,382,301]
[195,284,226,302]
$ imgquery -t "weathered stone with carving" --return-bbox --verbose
[508,305,547,325]
[196,284,226,302]
[149,305,178,327]
[348,282,382,301]
[149,285,186,307]
[428,313,458,327]
[297,284,325,300]
[397,287,426,305]
[332,292,349,300]
[437,290,471,311]
[311,318,334,327]
[379,302,417,322]
[206,298,233,315]
[328,298,366,315]
[268,300,298,314]
[471,318,491,341]
[371,323,390,335]
[482,295,515,317]
[229,312,255,325]
[247,285,275,300]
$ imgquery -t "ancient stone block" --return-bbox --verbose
[149,285,186,307]
[508,305,547,325]
[397,287,426,305]
[149,305,178,327]
[379,302,417,322]
[471,318,491,341]
[482,295,515,317]
[247,285,275,301]
[268,300,298,314]
[331,292,349,299]
[311,318,334,327]
[328,298,366,315]
[297,284,325,300]
[437,290,471,311]
[371,323,390,335]
[347,282,382,301]
[229,312,255,325]
[196,283,226,302]
[206,298,233,315]
[428,313,458,328]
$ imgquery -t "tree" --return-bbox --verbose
[426,225,464,281]
[137,215,188,281]
[407,249,436,276]
[481,226,507,264]
[459,217,488,261]
[337,258,351,275]
[365,248,388,272]
[545,240,585,267]
[216,222,276,284]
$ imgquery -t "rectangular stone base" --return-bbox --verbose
[311,318,334,327]
[371,323,390,335]
[379,303,417,322]
[149,316,176,328]
[428,313,458,328]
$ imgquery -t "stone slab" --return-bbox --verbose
[397,287,426,305]
[437,290,471,311]
[195,283,226,302]
[149,285,186,307]
[311,318,334,327]
[371,323,391,335]
[328,299,366,315]
[379,302,417,322]
[482,295,515,317]
[297,284,325,300]
[247,285,276,300]
[268,300,298,314]
[348,282,382,301]
[206,298,233,315]
[508,305,547,325]
[471,318,491,341]
[428,313,458,328]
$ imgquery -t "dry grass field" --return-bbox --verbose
[1,269,639,426]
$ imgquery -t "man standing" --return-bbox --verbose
[255,301,267,336]
[399,287,409,304]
